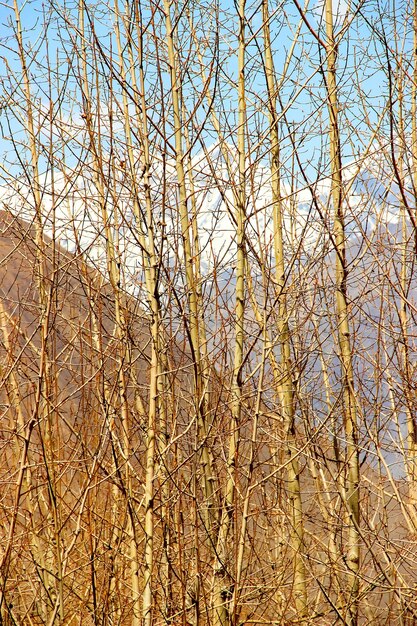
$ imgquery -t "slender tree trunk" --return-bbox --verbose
[78,6,152,624]
[325,2,360,622]
[405,0,417,517]
[162,2,217,551]
[12,2,64,621]
[212,3,246,625]
[262,1,308,618]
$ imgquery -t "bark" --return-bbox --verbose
[325,2,360,622]
[262,0,308,618]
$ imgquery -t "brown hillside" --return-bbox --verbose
[0,211,416,626]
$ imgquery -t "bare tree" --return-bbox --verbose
[1,1,417,625]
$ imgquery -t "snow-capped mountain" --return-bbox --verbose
[0,143,409,296]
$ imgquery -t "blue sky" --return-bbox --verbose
[0,0,413,186]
